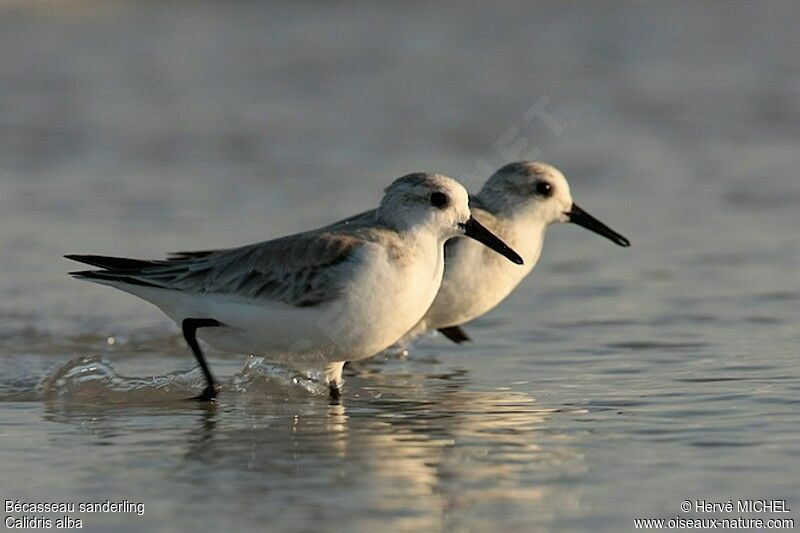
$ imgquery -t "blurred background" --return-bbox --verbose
[1,1,798,333]
[0,1,798,532]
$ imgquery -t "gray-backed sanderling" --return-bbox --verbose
[66,173,523,400]
[415,161,629,342]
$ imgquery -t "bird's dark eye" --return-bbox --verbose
[535,181,553,197]
[430,191,449,208]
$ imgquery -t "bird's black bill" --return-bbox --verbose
[461,217,524,265]
[568,203,630,247]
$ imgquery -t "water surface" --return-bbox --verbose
[0,1,798,531]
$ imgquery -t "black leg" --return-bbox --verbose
[328,380,341,403]
[182,318,221,401]
[438,325,471,344]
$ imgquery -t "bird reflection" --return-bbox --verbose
[39,360,585,529]
[176,366,585,528]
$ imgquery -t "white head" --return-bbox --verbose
[378,173,524,264]
[377,173,470,235]
[478,161,630,246]
[478,161,573,222]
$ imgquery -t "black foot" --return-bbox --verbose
[190,384,218,402]
[438,325,471,344]
[328,381,341,402]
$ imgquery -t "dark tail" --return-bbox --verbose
[64,254,161,271]
[65,254,164,287]
[68,269,161,288]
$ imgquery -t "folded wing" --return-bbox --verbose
[67,230,363,308]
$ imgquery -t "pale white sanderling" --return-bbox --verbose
[415,161,630,343]
[66,173,523,400]
[334,161,629,345]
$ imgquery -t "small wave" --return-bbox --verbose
[38,355,330,404]
[40,356,203,403]
[231,356,328,398]
[606,341,708,351]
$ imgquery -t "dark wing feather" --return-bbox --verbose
[64,254,165,270]
[67,229,365,307]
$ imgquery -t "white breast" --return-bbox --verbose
[420,222,545,331]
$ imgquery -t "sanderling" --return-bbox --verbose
[416,161,630,342]
[66,173,523,400]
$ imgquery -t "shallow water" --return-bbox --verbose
[1,1,799,531]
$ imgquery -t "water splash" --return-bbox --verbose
[232,356,329,398]
[40,356,202,403]
[38,355,329,404]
